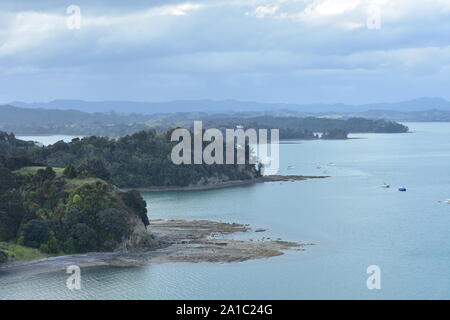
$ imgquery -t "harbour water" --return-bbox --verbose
[2,122,450,299]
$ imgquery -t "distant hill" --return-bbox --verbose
[9,97,450,114]
[0,104,411,137]
[0,104,146,126]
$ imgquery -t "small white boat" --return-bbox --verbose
[379,183,390,188]
[327,162,336,167]
[440,199,450,204]
[287,165,295,170]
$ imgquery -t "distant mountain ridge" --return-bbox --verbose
[8,97,450,114]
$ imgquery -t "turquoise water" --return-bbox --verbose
[16,135,84,146]
[2,122,450,299]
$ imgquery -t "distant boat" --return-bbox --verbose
[287,165,295,170]
[439,199,450,204]
[398,187,407,192]
[316,166,321,169]
[379,183,390,188]
[327,162,336,166]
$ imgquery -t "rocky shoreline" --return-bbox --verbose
[127,175,329,192]
[0,219,310,282]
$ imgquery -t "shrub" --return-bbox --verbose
[121,190,149,227]
[64,223,98,253]
[0,250,8,264]
[63,164,77,179]
[20,219,51,248]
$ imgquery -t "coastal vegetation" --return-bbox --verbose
[201,116,408,139]
[0,163,151,263]
[30,130,261,188]
[0,130,259,263]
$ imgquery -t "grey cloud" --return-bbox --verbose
[0,0,449,104]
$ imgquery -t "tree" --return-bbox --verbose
[34,167,56,183]
[76,158,110,180]
[63,164,77,179]
[64,223,98,253]
[0,167,19,192]
[19,219,51,248]
[121,190,149,227]
[0,251,8,264]
[97,208,129,249]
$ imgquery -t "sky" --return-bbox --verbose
[0,0,450,104]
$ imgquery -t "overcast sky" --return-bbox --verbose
[0,0,449,104]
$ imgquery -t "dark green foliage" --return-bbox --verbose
[122,190,150,227]
[63,164,77,179]
[97,208,129,248]
[34,167,56,184]
[0,132,37,171]
[31,129,260,188]
[203,116,408,139]
[3,155,35,171]
[0,250,8,264]
[19,219,51,248]
[0,166,148,254]
[0,167,19,192]
[0,190,26,241]
[64,223,98,253]
[76,158,110,180]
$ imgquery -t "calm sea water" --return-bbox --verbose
[16,135,84,146]
[2,122,450,299]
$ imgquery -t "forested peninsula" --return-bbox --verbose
[0,130,258,263]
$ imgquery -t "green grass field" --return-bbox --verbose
[14,166,106,187]
[0,242,51,262]
[14,166,64,176]
[65,177,104,187]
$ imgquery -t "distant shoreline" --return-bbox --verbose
[125,175,329,192]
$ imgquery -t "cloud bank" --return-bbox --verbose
[1,0,450,104]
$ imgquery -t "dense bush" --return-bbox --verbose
[203,116,408,139]
[0,250,8,264]
[19,219,51,248]
[63,164,77,179]
[0,165,149,254]
[30,130,260,188]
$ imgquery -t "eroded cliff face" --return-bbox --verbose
[116,214,156,251]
